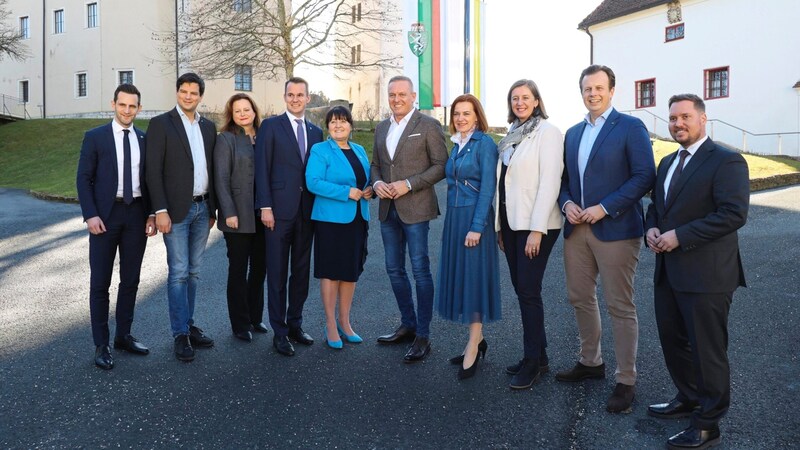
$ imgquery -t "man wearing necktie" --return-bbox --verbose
[645,94,749,450]
[254,77,323,356]
[77,84,157,370]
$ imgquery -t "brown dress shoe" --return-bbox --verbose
[606,383,635,413]
[555,362,605,382]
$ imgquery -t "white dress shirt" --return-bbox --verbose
[663,135,708,201]
[111,119,142,198]
[177,106,208,196]
[386,108,415,160]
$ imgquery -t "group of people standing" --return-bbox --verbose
[77,64,749,450]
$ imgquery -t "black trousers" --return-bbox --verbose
[265,212,314,337]
[499,203,560,360]
[655,268,732,430]
[223,220,266,333]
[88,200,147,346]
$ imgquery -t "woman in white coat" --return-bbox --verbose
[496,79,564,390]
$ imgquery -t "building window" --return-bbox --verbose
[234,65,252,91]
[86,3,98,28]
[76,73,88,98]
[665,23,684,42]
[357,3,362,21]
[53,9,64,34]
[635,79,656,108]
[352,3,362,22]
[19,16,30,39]
[19,80,29,103]
[119,70,134,85]
[704,67,729,99]
[351,44,361,64]
[233,0,252,13]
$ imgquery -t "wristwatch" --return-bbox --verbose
[405,179,412,191]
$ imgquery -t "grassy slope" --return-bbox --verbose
[0,119,797,198]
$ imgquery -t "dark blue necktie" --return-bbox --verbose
[123,129,133,204]
[295,119,306,161]
[666,149,689,202]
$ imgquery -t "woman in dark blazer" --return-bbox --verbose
[305,106,372,349]
[214,93,268,342]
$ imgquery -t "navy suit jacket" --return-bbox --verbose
[145,107,217,223]
[77,122,149,222]
[645,138,748,293]
[559,108,656,241]
[254,113,323,221]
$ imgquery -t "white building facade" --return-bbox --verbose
[581,0,800,156]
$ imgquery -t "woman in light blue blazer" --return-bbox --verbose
[305,106,373,349]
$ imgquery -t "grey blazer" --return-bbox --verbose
[214,131,258,233]
[370,110,448,224]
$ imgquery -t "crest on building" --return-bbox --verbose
[667,1,682,24]
[408,23,428,57]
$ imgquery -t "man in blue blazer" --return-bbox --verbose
[146,73,217,362]
[254,77,323,356]
[556,65,656,413]
[77,84,156,370]
[645,94,748,450]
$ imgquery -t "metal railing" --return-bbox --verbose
[621,109,800,156]
[0,94,33,120]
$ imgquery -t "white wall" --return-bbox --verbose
[590,0,800,155]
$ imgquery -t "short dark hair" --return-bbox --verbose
[506,79,548,123]
[449,94,489,134]
[285,77,309,94]
[579,64,616,90]
[176,72,205,96]
[114,83,141,104]
[221,93,261,134]
[325,105,353,127]
[388,75,415,92]
[668,93,706,113]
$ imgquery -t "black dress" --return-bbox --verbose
[313,148,368,282]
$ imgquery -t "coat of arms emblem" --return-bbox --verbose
[408,22,428,57]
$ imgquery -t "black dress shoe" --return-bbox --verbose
[114,334,149,355]
[555,362,605,382]
[252,322,269,333]
[648,398,699,419]
[606,383,636,413]
[189,325,214,348]
[234,330,253,342]
[506,357,550,375]
[403,337,431,363]
[667,425,721,449]
[377,325,416,344]
[174,335,195,362]
[94,346,114,370]
[273,335,295,356]
[509,358,541,390]
[288,328,314,345]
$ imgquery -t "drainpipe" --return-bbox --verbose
[174,0,179,78]
[42,0,46,118]
[582,27,594,65]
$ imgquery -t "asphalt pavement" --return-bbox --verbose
[0,184,798,449]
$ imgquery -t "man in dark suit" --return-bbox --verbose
[254,77,323,356]
[370,75,448,362]
[645,94,748,450]
[77,83,156,370]
[557,65,656,413]
[145,73,217,362]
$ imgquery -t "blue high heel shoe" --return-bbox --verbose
[325,326,343,349]
[337,324,363,344]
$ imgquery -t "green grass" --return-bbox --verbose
[0,119,797,199]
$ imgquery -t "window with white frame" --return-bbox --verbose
[351,44,361,64]
[87,3,98,28]
[76,73,88,98]
[234,65,252,91]
[19,16,30,39]
[54,9,64,34]
[20,80,29,103]
[119,70,134,86]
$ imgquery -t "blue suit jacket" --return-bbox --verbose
[254,113,323,220]
[445,131,498,233]
[77,122,149,222]
[305,138,371,224]
[558,108,656,241]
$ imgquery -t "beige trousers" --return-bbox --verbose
[563,223,641,386]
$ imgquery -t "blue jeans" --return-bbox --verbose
[380,203,434,338]
[162,200,211,337]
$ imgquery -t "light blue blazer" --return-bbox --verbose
[305,137,371,224]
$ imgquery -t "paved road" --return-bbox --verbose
[0,185,798,449]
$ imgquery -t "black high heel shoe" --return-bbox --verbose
[449,339,488,365]
[458,348,484,380]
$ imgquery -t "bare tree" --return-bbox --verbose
[360,100,377,127]
[0,0,29,61]
[162,0,401,80]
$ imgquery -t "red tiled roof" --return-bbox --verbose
[579,0,671,29]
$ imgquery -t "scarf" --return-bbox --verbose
[497,116,540,162]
